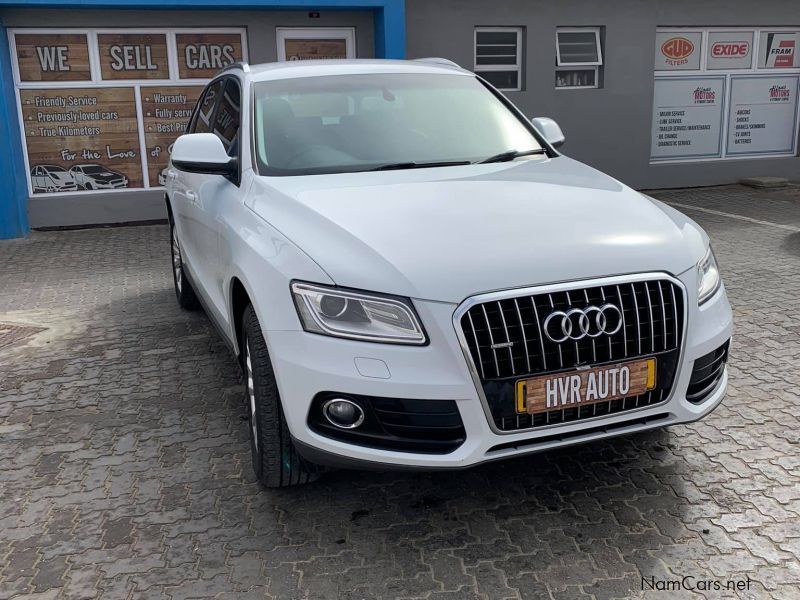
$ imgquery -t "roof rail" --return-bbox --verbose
[414,57,461,69]
[221,61,250,74]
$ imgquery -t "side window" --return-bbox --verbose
[191,79,225,134]
[212,79,241,156]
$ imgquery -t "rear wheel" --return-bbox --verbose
[242,304,318,487]
[169,218,200,310]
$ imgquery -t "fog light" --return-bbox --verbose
[322,398,364,429]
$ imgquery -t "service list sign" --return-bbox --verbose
[650,77,726,160]
[141,86,203,186]
[727,76,800,155]
[19,87,143,192]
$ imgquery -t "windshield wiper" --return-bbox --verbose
[368,160,471,171]
[477,148,547,164]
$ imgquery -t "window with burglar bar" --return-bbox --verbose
[474,27,523,91]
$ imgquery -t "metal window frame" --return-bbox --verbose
[556,27,603,67]
[474,26,523,92]
[555,65,599,90]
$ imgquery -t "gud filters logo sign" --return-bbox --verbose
[661,37,695,66]
[693,86,717,104]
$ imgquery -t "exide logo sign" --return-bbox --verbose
[661,37,695,66]
[711,41,750,57]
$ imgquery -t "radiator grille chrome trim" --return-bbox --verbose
[452,273,689,435]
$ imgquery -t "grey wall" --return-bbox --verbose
[406,0,800,189]
[2,8,374,228]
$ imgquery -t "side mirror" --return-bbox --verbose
[171,133,238,180]
[531,117,565,148]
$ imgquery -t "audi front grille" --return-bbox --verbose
[459,278,685,432]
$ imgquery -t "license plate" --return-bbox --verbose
[515,358,657,415]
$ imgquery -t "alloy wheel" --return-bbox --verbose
[245,339,258,452]
[171,227,182,292]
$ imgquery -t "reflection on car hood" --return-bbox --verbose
[52,172,74,184]
[248,156,708,303]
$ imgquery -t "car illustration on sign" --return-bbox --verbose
[68,164,129,190]
[30,165,78,193]
[165,59,732,488]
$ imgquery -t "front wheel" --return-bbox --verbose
[242,304,318,487]
[169,218,199,310]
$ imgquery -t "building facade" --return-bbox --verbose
[0,0,798,238]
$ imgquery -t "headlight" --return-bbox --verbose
[697,246,721,304]
[291,282,427,345]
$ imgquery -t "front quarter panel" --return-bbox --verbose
[219,173,335,346]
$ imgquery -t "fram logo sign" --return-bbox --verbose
[661,37,694,65]
[764,34,797,68]
[711,41,750,58]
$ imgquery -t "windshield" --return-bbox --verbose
[45,165,67,173]
[83,166,110,174]
[253,73,544,175]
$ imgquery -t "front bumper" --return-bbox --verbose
[267,271,732,469]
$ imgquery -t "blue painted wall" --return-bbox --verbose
[0,0,406,238]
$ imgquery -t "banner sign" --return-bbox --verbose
[15,33,91,82]
[175,33,243,79]
[20,87,143,192]
[12,29,245,195]
[726,76,799,155]
[97,33,170,80]
[650,77,726,160]
[141,86,203,187]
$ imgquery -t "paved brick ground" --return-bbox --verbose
[1,184,799,600]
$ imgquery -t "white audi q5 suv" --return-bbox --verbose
[165,59,732,487]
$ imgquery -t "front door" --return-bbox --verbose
[276,27,356,61]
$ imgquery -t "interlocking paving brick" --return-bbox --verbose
[1,184,800,598]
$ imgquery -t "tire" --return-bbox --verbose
[169,218,200,310]
[242,304,318,488]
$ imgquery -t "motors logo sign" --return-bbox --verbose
[693,86,717,104]
[711,41,750,58]
[661,37,695,65]
[769,84,791,102]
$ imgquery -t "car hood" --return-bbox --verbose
[51,172,74,184]
[248,156,707,303]
[91,172,122,181]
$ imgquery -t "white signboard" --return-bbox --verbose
[726,76,799,155]
[707,31,754,70]
[650,77,726,160]
[758,31,800,69]
[655,31,702,71]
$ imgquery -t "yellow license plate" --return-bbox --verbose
[516,358,656,415]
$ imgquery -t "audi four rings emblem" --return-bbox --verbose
[543,304,623,343]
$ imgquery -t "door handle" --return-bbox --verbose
[186,190,198,203]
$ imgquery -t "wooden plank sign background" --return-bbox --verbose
[141,85,203,186]
[284,39,348,60]
[175,33,243,79]
[15,34,91,82]
[19,87,144,192]
[97,33,170,80]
